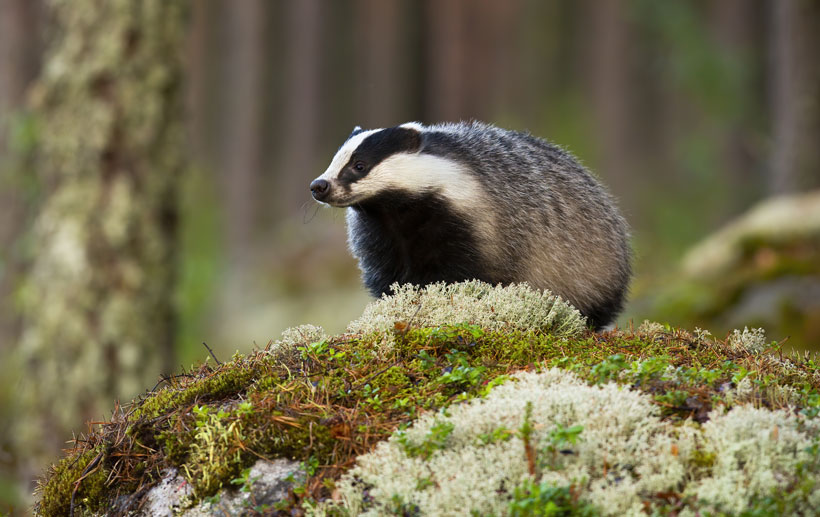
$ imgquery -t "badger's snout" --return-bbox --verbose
[310,178,330,201]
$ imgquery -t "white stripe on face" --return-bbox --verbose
[318,128,382,182]
[349,152,480,211]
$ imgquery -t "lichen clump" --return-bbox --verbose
[329,369,820,516]
[728,326,768,354]
[348,281,587,347]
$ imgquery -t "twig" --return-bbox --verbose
[524,434,537,478]
[202,342,222,365]
[69,450,104,517]
[406,301,423,330]
[355,360,402,388]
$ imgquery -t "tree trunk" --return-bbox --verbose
[15,0,186,473]
[769,0,820,194]
[354,0,406,127]
[279,0,323,216]
[711,0,759,203]
[425,0,468,121]
[222,0,265,262]
[463,0,521,121]
[0,0,40,122]
[583,0,633,205]
[0,0,42,353]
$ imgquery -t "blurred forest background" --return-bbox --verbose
[0,0,819,512]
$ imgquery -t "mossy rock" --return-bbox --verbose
[642,190,820,353]
[35,283,820,516]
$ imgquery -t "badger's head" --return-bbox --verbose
[310,122,428,207]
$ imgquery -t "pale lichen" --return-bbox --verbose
[325,368,820,516]
[347,281,587,352]
[273,324,327,351]
[689,405,820,514]
[637,319,666,336]
[329,369,697,516]
[728,326,769,354]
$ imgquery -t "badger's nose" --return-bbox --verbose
[310,178,330,201]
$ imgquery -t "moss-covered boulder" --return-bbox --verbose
[35,282,820,516]
[642,190,820,353]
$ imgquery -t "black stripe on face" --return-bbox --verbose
[338,126,422,185]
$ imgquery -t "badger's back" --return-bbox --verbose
[318,121,631,329]
[419,122,631,327]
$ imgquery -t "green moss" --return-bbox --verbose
[396,420,455,460]
[35,319,820,515]
[690,448,717,471]
[37,448,109,516]
[131,358,263,420]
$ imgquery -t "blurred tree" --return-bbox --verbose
[279,0,323,216]
[0,0,40,140]
[185,0,214,163]
[0,1,43,507]
[354,0,408,127]
[769,0,820,194]
[14,0,186,477]
[710,0,760,193]
[424,0,522,122]
[464,0,522,120]
[0,0,40,131]
[0,0,42,352]
[425,0,468,121]
[222,0,266,263]
[583,0,635,206]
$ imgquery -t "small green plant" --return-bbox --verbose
[236,401,253,416]
[437,350,487,389]
[732,366,750,385]
[629,356,671,383]
[547,423,584,450]
[232,466,273,514]
[392,396,411,410]
[655,390,690,407]
[230,467,259,494]
[509,480,598,517]
[286,465,312,497]
[202,493,221,505]
[478,425,514,445]
[302,455,320,477]
[396,420,455,459]
[390,494,421,516]
[361,383,382,409]
[429,323,485,343]
[416,477,435,490]
[479,374,511,397]
[590,354,627,383]
[802,392,820,418]
[520,401,537,477]
[298,340,328,359]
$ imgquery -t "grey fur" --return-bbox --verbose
[313,121,632,329]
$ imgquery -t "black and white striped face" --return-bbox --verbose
[310,123,426,207]
[312,123,478,209]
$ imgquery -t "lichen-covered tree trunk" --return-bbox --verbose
[15,0,186,472]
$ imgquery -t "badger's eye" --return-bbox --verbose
[354,161,366,172]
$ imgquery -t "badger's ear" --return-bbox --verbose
[399,121,424,132]
[347,126,364,140]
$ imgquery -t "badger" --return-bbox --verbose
[309,121,631,329]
